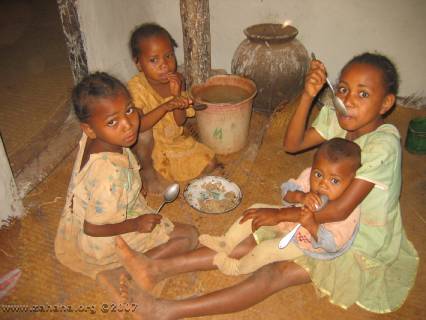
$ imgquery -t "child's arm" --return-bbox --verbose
[242,178,374,231]
[139,96,191,132]
[283,60,327,153]
[299,207,319,240]
[283,190,306,204]
[83,214,162,237]
[314,178,374,223]
[168,72,187,126]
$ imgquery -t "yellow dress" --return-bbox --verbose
[54,134,174,279]
[128,72,215,181]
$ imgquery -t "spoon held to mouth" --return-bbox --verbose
[311,53,348,116]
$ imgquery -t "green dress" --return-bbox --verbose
[293,105,419,313]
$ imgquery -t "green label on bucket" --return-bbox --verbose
[213,128,223,140]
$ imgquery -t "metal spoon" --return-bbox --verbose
[155,183,180,214]
[311,53,348,116]
[278,194,329,249]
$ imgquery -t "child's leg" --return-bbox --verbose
[143,222,199,260]
[115,234,257,292]
[132,130,169,195]
[213,240,303,276]
[199,217,253,254]
[118,258,310,319]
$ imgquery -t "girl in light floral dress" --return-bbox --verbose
[55,72,198,283]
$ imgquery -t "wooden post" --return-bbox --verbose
[180,0,211,89]
[56,0,88,83]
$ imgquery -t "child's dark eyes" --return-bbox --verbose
[165,53,175,59]
[125,107,134,115]
[107,119,118,127]
[149,57,158,63]
[337,86,348,94]
[330,178,340,185]
[314,171,322,178]
[359,91,369,98]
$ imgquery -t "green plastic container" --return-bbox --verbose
[405,117,426,154]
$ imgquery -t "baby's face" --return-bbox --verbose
[135,35,177,85]
[309,155,356,201]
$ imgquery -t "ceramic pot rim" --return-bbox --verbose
[244,23,298,42]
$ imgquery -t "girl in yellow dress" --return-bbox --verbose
[128,23,216,194]
[55,72,198,288]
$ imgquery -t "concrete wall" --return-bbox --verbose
[77,0,426,97]
[0,136,24,228]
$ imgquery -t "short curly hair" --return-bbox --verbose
[315,138,362,172]
[129,23,178,63]
[72,72,129,122]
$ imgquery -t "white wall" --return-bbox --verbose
[77,0,426,97]
[0,136,24,228]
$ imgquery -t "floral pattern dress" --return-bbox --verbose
[55,134,174,279]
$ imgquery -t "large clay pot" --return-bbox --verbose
[231,24,309,114]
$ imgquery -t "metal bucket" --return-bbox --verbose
[190,75,257,155]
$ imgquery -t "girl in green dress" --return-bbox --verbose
[113,53,418,318]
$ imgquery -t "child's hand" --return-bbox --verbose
[168,72,184,97]
[304,59,326,99]
[301,192,323,212]
[134,214,162,233]
[240,207,281,232]
[164,96,192,111]
[299,207,319,239]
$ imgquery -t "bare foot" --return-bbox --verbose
[119,272,131,302]
[97,268,129,319]
[142,168,170,196]
[116,237,159,291]
[126,282,171,320]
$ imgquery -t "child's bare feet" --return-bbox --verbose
[142,168,170,196]
[119,272,131,302]
[124,282,171,320]
[116,237,160,291]
[97,268,129,319]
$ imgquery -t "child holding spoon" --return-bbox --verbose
[111,53,417,319]
[54,72,198,286]
[199,138,362,275]
[128,23,216,194]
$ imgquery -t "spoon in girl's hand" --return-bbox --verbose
[155,183,180,214]
[311,53,348,116]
